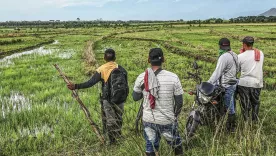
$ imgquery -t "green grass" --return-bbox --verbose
[0,24,275,156]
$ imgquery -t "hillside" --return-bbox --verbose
[259,8,276,16]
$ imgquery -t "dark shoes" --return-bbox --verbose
[226,114,236,133]
[174,145,184,156]
[145,146,183,156]
[145,152,156,156]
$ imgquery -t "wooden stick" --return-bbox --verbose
[54,64,105,144]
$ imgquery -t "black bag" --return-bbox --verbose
[107,67,129,104]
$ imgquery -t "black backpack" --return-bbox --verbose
[106,67,129,104]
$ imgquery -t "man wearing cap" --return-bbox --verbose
[133,48,184,156]
[238,36,264,122]
[208,38,238,132]
[67,49,128,145]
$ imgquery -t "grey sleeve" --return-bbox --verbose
[132,91,143,101]
[75,72,101,89]
[174,95,183,117]
[208,56,227,84]
[132,74,144,101]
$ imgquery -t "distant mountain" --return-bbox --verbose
[259,8,276,16]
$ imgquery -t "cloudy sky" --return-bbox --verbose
[0,0,275,21]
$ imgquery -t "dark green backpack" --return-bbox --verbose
[107,67,129,104]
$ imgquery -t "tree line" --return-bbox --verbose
[0,16,275,28]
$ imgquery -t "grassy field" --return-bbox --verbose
[0,24,275,155]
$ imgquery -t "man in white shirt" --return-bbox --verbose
[238,36,264,122]
[132,48,184,156]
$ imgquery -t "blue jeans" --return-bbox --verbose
[143,121,182,153]
[224,85,236,115]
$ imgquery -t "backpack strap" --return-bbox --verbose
[141,68,162,91]
[218,52,238,84]
[228,51,238,78]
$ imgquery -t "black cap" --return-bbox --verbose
[242,36,254,44]
[219,38,231,51]
[149,48,164,66]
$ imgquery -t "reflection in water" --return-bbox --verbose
[58,49,74,59]
[0,40,59,67]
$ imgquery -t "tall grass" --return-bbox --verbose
[0,25,275,155]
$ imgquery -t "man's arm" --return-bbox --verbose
[132,92,143,101]
[208,56,227,84]
[238,54,242,73]
[132,74,144,101]
[174,95,183,118]
[174,77,184,118]
[75,72,101,89]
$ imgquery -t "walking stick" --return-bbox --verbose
[54,64,105,144]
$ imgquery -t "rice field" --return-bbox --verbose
[0,23,275,155]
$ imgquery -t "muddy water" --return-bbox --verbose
[58,49,74,59]
[0,40,63,138]
[19,124,55,138]
[0,41,59,117]
[0,40,59,66]
[0,92,31,118]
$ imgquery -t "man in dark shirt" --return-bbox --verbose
[67,49,128,145]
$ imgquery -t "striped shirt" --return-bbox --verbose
[133,70,184,125]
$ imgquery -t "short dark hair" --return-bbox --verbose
[244,42,254,47]
[104,49,116,61]
[149,48,164,66]
[242,36,254,47]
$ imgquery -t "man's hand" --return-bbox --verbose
[67,83,76,90]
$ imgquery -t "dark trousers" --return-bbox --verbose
[102,100,124,141]
[237,86,261,121]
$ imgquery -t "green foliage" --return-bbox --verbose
[0,24,275,155]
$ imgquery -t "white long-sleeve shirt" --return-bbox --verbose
[238,50,264,88]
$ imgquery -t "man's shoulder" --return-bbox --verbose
[134,72,145,85]
[230,51,238,56]
[220,52,237,63]
[97,62,110,70]
[118,65,127,72]
[159,70,179,79]
[96,64,104,73]
[222,51,237,57]
[134,72,145,80]
[238,51,248,57]
[138,72,146,78]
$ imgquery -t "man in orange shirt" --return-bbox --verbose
[67,49,128,145]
